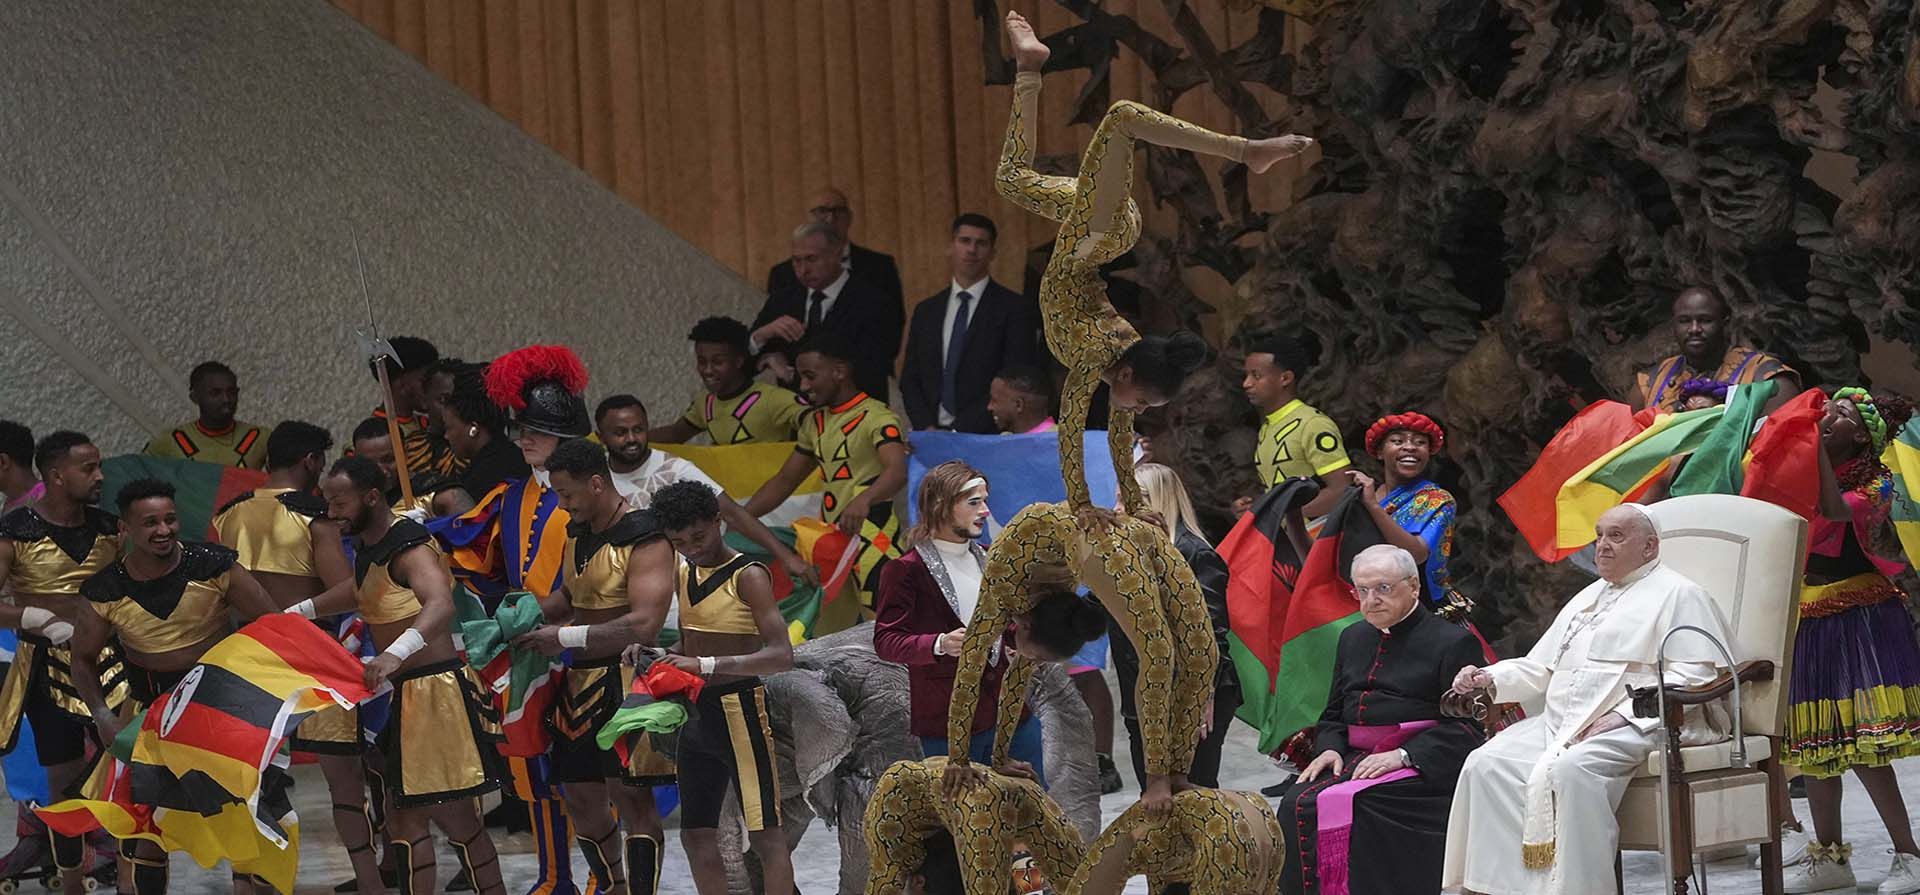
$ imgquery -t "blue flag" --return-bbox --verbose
[903,430,1122,540]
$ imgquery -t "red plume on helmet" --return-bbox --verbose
[485,345,588,411]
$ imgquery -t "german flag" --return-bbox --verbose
[39,614,367,881]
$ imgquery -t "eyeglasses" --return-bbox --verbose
[1352,576,1414,598]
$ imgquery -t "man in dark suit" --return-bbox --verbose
[765,187,903,320]
[750,221,902,402]
[900,214,1038,432]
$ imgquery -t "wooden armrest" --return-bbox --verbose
[1441,688,1492,721]
[1628,660,1775,718]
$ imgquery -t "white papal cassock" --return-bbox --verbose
[1442,560,1732,895]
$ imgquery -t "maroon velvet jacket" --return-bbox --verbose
[873,546,1024,739]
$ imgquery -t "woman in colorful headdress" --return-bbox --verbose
[1778,387,1920,893]
[1348,414,1466,611]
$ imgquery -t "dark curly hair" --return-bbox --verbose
[652,480,721,531]
[546,438,611,481]
[1025,587,1107,659]
[688,316,753,358]
[115,478,177,514]
[328,455,388,494]
[444,361,508,436]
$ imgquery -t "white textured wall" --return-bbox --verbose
[0,0,759,453]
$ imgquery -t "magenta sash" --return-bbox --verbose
[1314,720,1439,895]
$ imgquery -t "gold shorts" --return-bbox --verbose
[375,659,503,807]
[0,634,126,765]
[291,704,361,755]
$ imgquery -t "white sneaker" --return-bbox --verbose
[1879,849,1920,895]
[1757,825,1816,868]
[1784,842,1857,894]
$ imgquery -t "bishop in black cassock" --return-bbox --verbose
[1279,544,1484,895]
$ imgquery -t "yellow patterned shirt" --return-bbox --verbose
[680,383,809,445]
[795,393,903,525]
[144,421,270,469]
[1254,398,1349,487]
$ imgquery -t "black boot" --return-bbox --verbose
[1097,753,1124,795]
[626,834,662,895]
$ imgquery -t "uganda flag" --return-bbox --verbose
[39,614,368,877]
[1220,478,1387,753]
[101,454,267,540]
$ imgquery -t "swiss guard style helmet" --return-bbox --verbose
[484,345,590,438]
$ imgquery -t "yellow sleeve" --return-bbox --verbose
[1109,408,1143,515]
[1057,364,1098,511]
[772,390,808,440]
[1145,524,1217,775]
[1017,781,1089,887]
[1090,522,1178,776]
[680,394,707,431]
[794,411,821,459]
[1303,413,1351,477]
[991,656,1035,767]
[863,763,930,895]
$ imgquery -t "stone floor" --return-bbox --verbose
[4,693,1917,893]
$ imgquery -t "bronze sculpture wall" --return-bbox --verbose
[981,0,1919,649]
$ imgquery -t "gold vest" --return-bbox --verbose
[675,553,765,635]
[0,506,120,596]
[81,543,235,653]
[353,519,439,625]
[562,510,661,612]
[213,488,326,577]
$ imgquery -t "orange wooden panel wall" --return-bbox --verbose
[332,0,1306,315]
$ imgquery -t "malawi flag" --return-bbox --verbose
[1219,478,1388,753]
[1499,402,1647,562]
[102,455,267,539]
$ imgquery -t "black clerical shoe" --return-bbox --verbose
[1261,774,1297,797]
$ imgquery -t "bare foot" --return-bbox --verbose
[1246,134,1315,173]
[1006,11,1050,73]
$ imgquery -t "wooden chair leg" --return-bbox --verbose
[1616,851,1625,895]
[1666,728,1694,895]
[1759,756,1786,895]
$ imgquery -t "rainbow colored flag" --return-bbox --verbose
[1219,479,1387,753]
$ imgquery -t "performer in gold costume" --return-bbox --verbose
[303,457,507,895]
[0,431,125,894]
[944,503,1215,817]
[72,478,281,894]
[863,756,1083,895]
[995,10,1311,514]
[1061,789,1285,895]
[211,421,391,894]
[516,439,679,895]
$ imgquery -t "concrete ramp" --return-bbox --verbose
[0,0,757,450]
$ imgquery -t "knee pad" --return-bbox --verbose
[626,834,662,895]
[50,831,85,871]
[390,837,431,895]
[575,833,618,888]
[450,831,501,891]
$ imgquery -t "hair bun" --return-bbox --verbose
[1070,595,1107,639]
[1878,393,1915,434]
[1164,330,1210,375]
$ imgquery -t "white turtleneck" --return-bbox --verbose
[932,537,984,625]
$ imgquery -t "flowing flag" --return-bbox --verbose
[1669,380,1780,497]
[39,616,368,892]
[1499,402,1647,562]
[0,631,51,807]
[790,517,865,602]
[1882,407,1920,561]
[655,441,823,528]
[1550,404,1726,552]
[101,455,267,540]
[1219,479,1388,753]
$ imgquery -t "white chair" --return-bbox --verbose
[1612,494,1809,895]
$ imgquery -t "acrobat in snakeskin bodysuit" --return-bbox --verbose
[994,71,1248,513]
[862,757,1083,895]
